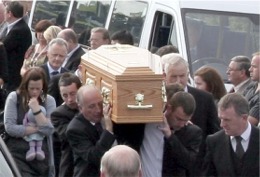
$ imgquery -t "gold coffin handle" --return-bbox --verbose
[101,87,110,105]
[127,93,153,109]
[86,78,95,86]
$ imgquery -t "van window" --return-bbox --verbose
[71,0,112,34]
[184,10,260,82]
[149,11,177,53]
[108,1,148,46]
[30,1,70,30]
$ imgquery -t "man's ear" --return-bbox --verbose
[165,104,172,115]
[78,104,83,112]
[162,72,166,80]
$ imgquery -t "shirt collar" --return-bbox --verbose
[47,62,61,74]
[231,122,251,141]
[7,18,22,33]
[234,78,250,92]
[62,45,80,67]
[67,44,80,58]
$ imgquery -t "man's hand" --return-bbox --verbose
[103,103,113,133]
[158,114,172,138]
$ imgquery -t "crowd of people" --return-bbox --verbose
[0,1,259,177]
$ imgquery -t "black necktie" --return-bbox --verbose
[235,136,244,159]
[51,71,59,76]
[95,122,103,136]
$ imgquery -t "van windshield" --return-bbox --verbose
[71,0,112,34]
[108,1,148,46]
[30,1,70,30]
[184,10,260,82]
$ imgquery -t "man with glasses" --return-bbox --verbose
[226,56,252,94]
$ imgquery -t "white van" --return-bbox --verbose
[28,0,260,84]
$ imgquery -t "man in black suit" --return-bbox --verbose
[57,28,85,72]
[159,91,202,176]
[161,53,220,175]
[66,85,116,177]
[41,38,69,176]
[3,1,32,92]
[41,38,69,106]
[51,73,81,177]
[202,93,259,176]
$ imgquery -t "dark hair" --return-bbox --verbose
[91,27,110,41]
[168,91,196,116]
[218,93,249,116]
[78,28,92,46]
[194,66,226,101]
[35,20,53,33]
[155,45,179,57]
[18,67,48,109]
[59,72,81,89]
[165,83,184,101]
[6,1,23,18]
[111,30,134,45]
[231,56,251,77]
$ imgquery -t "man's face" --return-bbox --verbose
[80,90,103,123]
[47,43,67,70]
[4,7,11,22]
[249,55,260,82]
[165,106,191,131]
[164,63,189,87]
[60,83,78,109]
[90,32,109,49]
[218,106,246,136]
[226,61,243,86]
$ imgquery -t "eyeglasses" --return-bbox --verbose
[227,67,241,72]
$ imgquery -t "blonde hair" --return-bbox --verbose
[43,25,62,43]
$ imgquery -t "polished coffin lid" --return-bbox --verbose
[81,44,164,123]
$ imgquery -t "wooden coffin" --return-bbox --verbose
[81,44,164,123]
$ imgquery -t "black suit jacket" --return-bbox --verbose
[187,86,220,137]
[202,126,259,177]
[162,124,202,177]
[64,47,85,72]
[40,64,68,83]
[51,104,79,177]
[41,64,69,106]
[187,86,220,175]
[0,43,8,83]
[3,19,32,91]
[66,114,115,177]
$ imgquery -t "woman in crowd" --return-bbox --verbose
[4,67,56,177]
[194,66,226,104]
[43,25,62,44]
[20,20,53,76]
